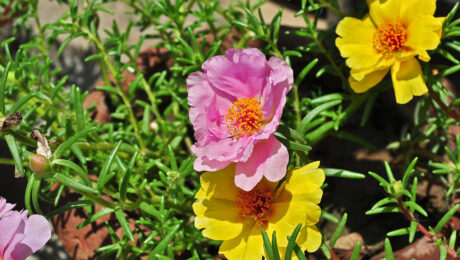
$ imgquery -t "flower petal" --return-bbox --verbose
[17,215,51,253]
[0,211,24,257]
[336,16,383,71]
[391,58,428,104]
[367,0,401,26]
[266,201,307,248]
[3,232,26,260]
[193,156,231,172]
[349,68,389,93]
[405,16,444,53]
[284,162,325,194]
[193,199,243,241]
[203,48,269,98]
[0,197,15,219]
[219,224,264,260]
[195,165,238,201]
[298,225,322,253]
[235,135,289,191]
[400,0,436,22]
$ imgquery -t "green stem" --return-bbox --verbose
[318,0,346,18]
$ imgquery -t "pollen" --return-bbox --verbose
[225,97,264,139]
[235,187,273,224]
[373,21,407,55]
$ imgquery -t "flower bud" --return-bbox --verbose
[29,154,50,176]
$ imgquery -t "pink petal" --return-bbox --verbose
[0,211,24,257]
[18,215,51,253]
[203,48,269,98]
[235,135,289,191]
[194,156,231,172]
[3,232,25,260]
[0,197,15,219]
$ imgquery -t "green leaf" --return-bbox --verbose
[31,176,43,215]
[324,168,365,179]
[350,242,361,260]
[115,209,135,242]
[368,171,390,188]
[285,224,302,260]
[148,222,182,257]
[55,173,99,194]
[330,213,347,248]
[387,227,410,237]
[24,173,35,214]
[78,207,114,229]
[120,151,138,202]
[262,230,275,260]
[294,58,318,87]
[365,206,399,215]
[272,230,281,260]
[409,220,417,243]
[5,134,24,177]
[297,100,342,135]
[0,61,12,115]
[360,92,378,127]
[52,159,91,185]
[384,161,395,184]
[402,157,418,188]
[370,197,398,210]
[403,201,428,217]
[321,210,339,224]
[440,246,447,260]
[450,229,457,249]
[434,204,460,234]
[54,127,97,159]
[384,238,395,260]
[97,141,122,191]
[46,200,94,217]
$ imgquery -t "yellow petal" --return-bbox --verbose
[193,199,243,240]
[391,58,428,104]
[367,0,401,26]
[305,203,321,225]
[196,164,238,201]
[298,225,322,253]
[292,189,323,205]
[219,224,264,260]
[349,68,389,93]
[284,163,325,194]
[336,16,380,70]
[405,15,443,52]
[400,0,436,23]
[265,201,308,248]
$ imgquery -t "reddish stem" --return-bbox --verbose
[327,244,340,260]
[397,198,459,259]
[0,0,21,27]
[427,84,460,123]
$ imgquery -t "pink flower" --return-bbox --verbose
[0,197,51,260]
[187,48,293,191]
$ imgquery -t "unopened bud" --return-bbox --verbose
[391,180,404,197]
[29,154,50,176]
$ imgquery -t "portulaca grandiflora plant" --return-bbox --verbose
[1,0,460,259]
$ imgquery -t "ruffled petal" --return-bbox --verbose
[391,58,428,104]
[193,156,231,172]
[265,201,307,248]
[3,232,26,260]
[367,0,401,26]
[195,165,238,201]
[284,162,325,194]
[400,0,436,22]
[219,224,264,260]
[235,135,289,191]
[336,16,381,70]
[203,48,269,98]
[298,225,322,253]
[0,211,24,256]
[193,199,243,241]
[349,68,389,93]
[0,197,15,219]
[12,215,50,256]
[405,16,443,53]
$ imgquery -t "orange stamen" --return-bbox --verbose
[225,97,264,139]
[373,21,407,55]
[235,187,273,224]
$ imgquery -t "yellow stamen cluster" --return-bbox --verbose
[373,21,407,55]
[225,97,264,139]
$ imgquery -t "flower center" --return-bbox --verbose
[225,97,264,139]
[373,21,407,55]
[235,187,273,224]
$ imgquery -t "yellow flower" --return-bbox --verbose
[336,0,444,104]
[193,162,324,259]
